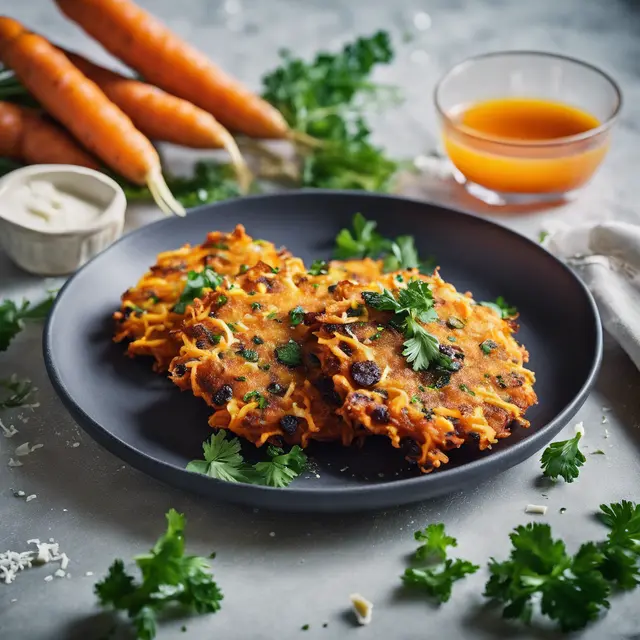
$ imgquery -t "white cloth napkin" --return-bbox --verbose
[547,222,640,369]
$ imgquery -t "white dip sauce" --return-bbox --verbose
[4,179,103,232]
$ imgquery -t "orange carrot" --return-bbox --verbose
[0,100,99,168]
[55,0,288,139]
[63,49,250,191]
[0,17,184,216]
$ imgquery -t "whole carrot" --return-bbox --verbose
[55,0,289,139]
[64,50,250,191]
[0,17,184,216]
[0,100,99,168]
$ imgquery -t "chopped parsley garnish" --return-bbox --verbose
[362,280,455,372]
[252,335,264,345]
[239,264,249,274]
[459,384,475,396]
[226,322,238,333]
[446,317,465,330]
[237,348,259,363]
[187,431,307,487]
[539,230,549,244]
[0,293,55,352]
[266,311,278,320]
[275,340,303,367]
[410,395,420,404]
[210,242,229,250]
[173,268,223,314]
[308,260,329,276]
[235,377,247,382]
[402,523,479,603]
[217,294,228,306]
[95,509,222,640]
[447,336,456,342]
[0,375,33,409]
[259,363,271,371]
[248,291,257,296]
[243,391,268,409]
[251,302,261,311]
[480,339,497,355]
[540,430,585,483]
[479,296,518,319]
[271,266,280,274]
[289,306,305,326]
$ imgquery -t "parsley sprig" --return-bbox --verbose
[262,32,399,192]
[479,296,518,319]
[540,430,586,483]
[362,280,456,372]
[95,509,222,640]
[402,523,479,603]
[172,268,223,314]
[485,522,610,631]
[334,213,434,273]
[0,294,55,352]
[186,431,307,488]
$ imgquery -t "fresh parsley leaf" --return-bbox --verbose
[484,523,610,632]
[289,306,305,327]
[540,431,585,483]
[479,296,518,320]
[173,268,223,314]
[308,260,329,276]
[334,213,391,260]
[402,560,479,604]
[95,509,223,640]
[363,281,454,373]
[187,432,306,488]
[243,391,268,410]
[275,340,302,367]
[597,501,640,590]
[402,523,478,604]
[414,524,457,563]
[0,375,33,409]
[186,431,255,483]
[0,294,55,352]
[253,445,308,488]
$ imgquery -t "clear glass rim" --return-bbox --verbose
[433,50,623,148]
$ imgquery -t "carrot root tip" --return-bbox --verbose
[220,131,252,194]
[147,167,186,217]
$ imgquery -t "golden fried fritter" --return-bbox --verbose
[308,270,537,472]
[169,260,355,447]
[113,225,288,372]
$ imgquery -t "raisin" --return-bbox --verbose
[195,339,208,350]
[371,406,389,424]
[280,415,299,435]
[212,385,233,405]
[173,363,187,377]
[267,383,285,396]
[351,361,381,387]
[339,341,353,356]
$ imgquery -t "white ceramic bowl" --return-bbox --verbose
[0,164,126,276]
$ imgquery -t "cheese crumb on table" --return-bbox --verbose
[525,504,548,515]
[350,593,373,625]
[574,422,585,437]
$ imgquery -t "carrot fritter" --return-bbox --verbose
[169,260,356,447]
[307,270,537,472]
[112,225,289,372]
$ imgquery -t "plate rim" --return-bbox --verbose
[42,190,603,505]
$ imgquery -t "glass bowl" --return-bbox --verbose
[434,51,622,206]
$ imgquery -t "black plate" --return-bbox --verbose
[43,191,602,512]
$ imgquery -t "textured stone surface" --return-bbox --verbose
[1,1,639,638]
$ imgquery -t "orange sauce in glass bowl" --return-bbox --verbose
[442,97,611,195]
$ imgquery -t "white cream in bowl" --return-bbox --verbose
[0,164,126,276]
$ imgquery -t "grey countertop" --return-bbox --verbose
[2,1,640,639]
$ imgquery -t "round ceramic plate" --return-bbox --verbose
[43,191,602,512]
